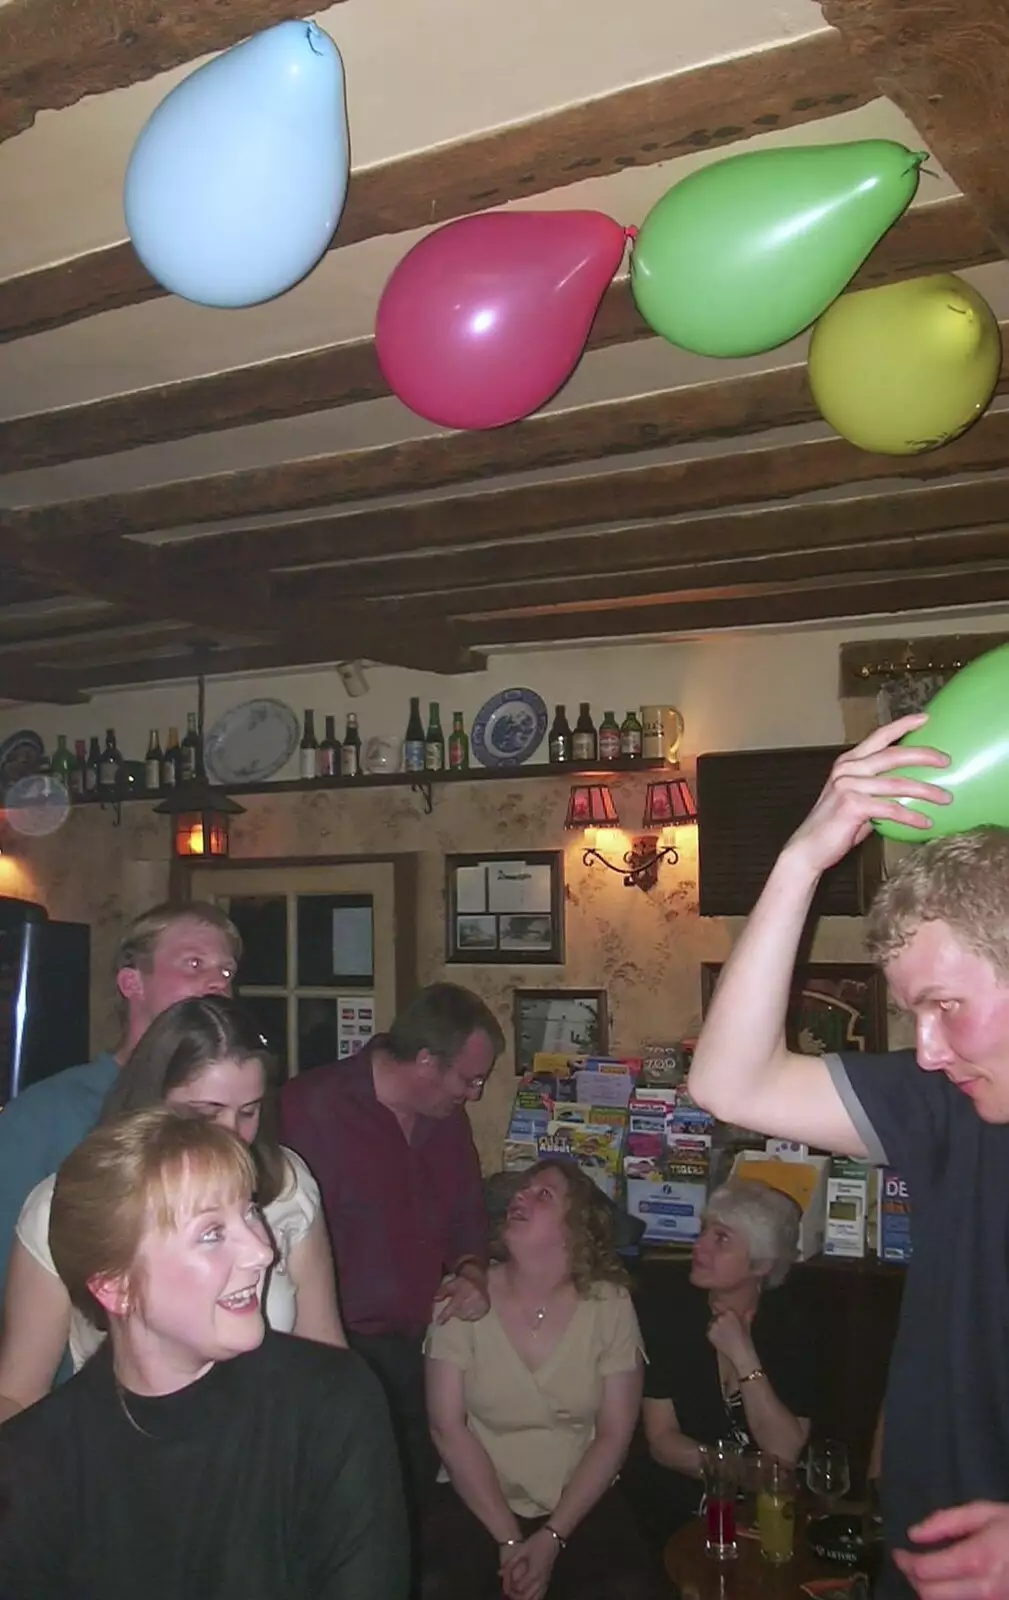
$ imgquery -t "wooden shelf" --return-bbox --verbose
[69,756,670,807]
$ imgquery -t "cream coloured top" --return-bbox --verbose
[425,1279,643,1517]
[16,1147,321,1372]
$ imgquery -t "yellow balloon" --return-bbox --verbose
[808,273,1001,454]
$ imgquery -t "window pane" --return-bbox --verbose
[297,894,374,987]
[238,994,290,1078]
[298,997,340,1071]
[224,896,287,987]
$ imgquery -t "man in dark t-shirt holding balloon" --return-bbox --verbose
[686,676,1009,1600]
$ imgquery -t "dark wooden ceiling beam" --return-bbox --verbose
[60,627,486,690]
[0,0,347,144]
[0,31,875,342]
[18,295,1009,553]
[0,193,993,474]
[129,409,1009,573]
[0,661,88,703]
[458,564,1009,645]
[288,524,1009,627]
[272,476,1009,605]
[823,0,1009,253]
[0,516,480,676]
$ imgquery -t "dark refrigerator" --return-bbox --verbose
[0,898,90,1104]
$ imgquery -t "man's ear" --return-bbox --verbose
[88,1271,132,1320]
[116,965,143,1004]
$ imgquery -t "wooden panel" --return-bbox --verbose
[1,0,348,142]
[696,746,883,917]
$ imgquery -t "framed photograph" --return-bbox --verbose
[700,961,887,1056]
[513,988,609,1074]
[446,852,564,964]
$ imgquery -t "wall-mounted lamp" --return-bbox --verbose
[566,777,697,893]
[642,777,697,830]
[153,778,245,859]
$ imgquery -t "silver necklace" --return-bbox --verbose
[115,1377,154,1438]
[531,1305,547,1332]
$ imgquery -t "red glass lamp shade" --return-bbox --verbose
[642,778,697,830]
[565,784,620,829]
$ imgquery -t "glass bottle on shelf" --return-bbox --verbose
[98,729,122,797]
[69,739,87,801]
[572,703,597,763]
[403,697,426,772]
[448,712,469,772]
[425,703,445,771]
[50,735,73,789]
[299,710,318,780]
[548,705,572,764]
[598,711,621,763]
[85,736,101,796]
[161,727,181,790]
[181,711,202,783]
[319,716,338,778]
[145,730,163,794]
[341,713,362,778]
[620,709,643,758]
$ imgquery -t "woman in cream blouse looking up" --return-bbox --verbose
[423,1159,665,1600]
[0,996,345,1416]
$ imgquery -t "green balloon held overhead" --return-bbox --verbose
[873,644,1009,843]
[631,140,926,358]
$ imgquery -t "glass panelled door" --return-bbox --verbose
[188,864,397,1078]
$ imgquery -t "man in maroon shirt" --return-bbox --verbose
[278,982,503,1526]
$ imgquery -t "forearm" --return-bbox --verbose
[688,848,820,1120]
[432,1423,521,1543]
[547,1430,634,1540]
[738,1375,807,1463]
[648,1425,704,1478]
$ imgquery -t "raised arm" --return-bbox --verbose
[0,1240,73,1420]
[687,715,950,1153]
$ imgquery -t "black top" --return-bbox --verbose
[0,1329,409,1600]
[830,1049,1009,1599]
[636,1261,819,1523]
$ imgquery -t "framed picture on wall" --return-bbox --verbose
[700,961,887,1055]
[446,851,564,965]
[513,988,609,1074]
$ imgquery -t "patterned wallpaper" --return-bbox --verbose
[5,767,881,1170]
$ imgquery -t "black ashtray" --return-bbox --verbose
[807,1514,877,1568]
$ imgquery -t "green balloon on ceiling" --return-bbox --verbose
[630,140,926,358]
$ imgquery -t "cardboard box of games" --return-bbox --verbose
[728,1146,830,1260]
[876,1168,912,1263]
[625,1134,713,1242]
[823,1157,873,1258]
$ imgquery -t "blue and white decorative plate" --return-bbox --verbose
[472,688,547,768]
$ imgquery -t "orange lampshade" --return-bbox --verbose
[642,778,697,830]
[565,784,620,830]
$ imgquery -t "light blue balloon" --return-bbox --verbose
[124,20,348,308]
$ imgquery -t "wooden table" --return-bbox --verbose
[664,1515,839,1599]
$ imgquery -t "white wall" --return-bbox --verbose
[4,608,1009,772]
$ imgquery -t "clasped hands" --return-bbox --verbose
[498,1527,560,1600]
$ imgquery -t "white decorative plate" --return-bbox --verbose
[204,699,300,784]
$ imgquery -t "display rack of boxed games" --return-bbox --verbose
[502,1053,640,1201]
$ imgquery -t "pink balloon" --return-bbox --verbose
[375,210,629,430]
